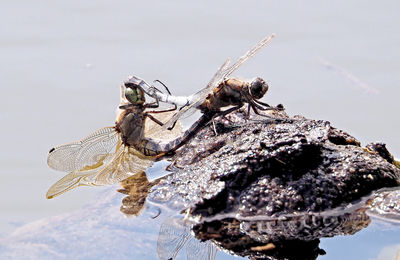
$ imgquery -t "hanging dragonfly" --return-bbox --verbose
[126,33,281,130]
[46,82,211,199]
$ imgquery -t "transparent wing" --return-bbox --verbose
[46,142,155,199]
[222,33,275,78]
[157,217,191,260]
[47,127,119,172]
[93,146,155,185]
[162,34,275,130]
[186,238,217,260]
[161,59,231,131]
[46,141,123,199]
[47,110,180,199]
[145,111,183,140]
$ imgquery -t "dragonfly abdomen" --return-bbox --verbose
[138,112,214,156]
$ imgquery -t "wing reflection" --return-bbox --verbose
[157,217,217,260]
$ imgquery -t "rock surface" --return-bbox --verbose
[149,109,400,259]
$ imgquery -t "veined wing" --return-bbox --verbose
[222,33,275,78]
[46,142,156,199]
[47,127,119,172]
[47,111,180,199]
[161,59,231,131]
[186,238,217,260]
[145,111,183,140]
[92,111,181,185]
[93,146,156,185]
[161,34,275,130]
[157,217,191,260]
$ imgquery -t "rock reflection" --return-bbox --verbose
[191,207,370,260]
[367,190,400,223]
[117,171,373,259]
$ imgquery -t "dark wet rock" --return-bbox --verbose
[148,110,400,259]
[152,110,400,215]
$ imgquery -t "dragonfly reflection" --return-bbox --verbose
[118,171,160,217]
[117,175,219,259]
[157,217,217,260]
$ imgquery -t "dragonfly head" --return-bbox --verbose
[124,83,146,105]
[249,77,269,100]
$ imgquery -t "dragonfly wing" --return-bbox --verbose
[46,143,155,199]
[157,217,191,260]
[145,111,183,140]
[46,165,104,199]
[186,238,217,260]
[47,127,119,172]
[93,146,154,185]
[161,34,275,131]
[161,59,231,131]
[191,58,232,105]
[222,34,275,78]
[46,145,121,199]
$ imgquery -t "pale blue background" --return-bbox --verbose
[1,0,399,259]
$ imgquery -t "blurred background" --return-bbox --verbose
[0,0,399,258]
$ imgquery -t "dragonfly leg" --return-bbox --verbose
[165,104,192,130]
[249,101,282,122]
[254,99,285,111]
[146,80,178,113]
[210,105,245,135]
[167,120,179,131]
[250,101,266,116]
[166,160,184,170]
[145,113,165,126]
[151,208,161,219]
[211,118,218,136]
[253,99,271,108]
[119,104,134,110]
[146,104,177,114]
[246,103,251,118]
[145,101,160,109]
[216,105,243,118]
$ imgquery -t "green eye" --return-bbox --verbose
[125,87,145,104]
[125,88,137,103]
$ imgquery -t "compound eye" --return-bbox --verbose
[125,86,146,105]
[125,87,138,103]
[250,77,269,99]
[136,88,145,102]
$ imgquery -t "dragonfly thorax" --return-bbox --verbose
[116,110,146,147]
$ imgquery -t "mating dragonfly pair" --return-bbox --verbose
[46,34,282,199]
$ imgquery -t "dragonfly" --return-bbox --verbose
[46,82,210,199]
[126,33,281,130]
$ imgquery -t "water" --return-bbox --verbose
[1,0,400,259]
